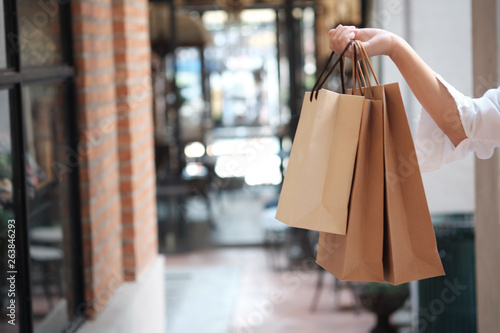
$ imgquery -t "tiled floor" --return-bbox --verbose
[167,264,242,333]
[166,247,378,333]
[164,185,411,333]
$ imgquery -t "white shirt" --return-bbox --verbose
[415,74,500,172]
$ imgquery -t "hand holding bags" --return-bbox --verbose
[280,40,444,284]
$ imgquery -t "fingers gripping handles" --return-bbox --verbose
[310,40,379,101]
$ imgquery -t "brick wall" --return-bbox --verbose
[71,0,157,317]
[112,0,158,281]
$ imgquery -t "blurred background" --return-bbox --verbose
[157,1,477,333]
[0,0,496,332]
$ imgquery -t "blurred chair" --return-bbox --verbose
[30,245,64,309]
[309,267,362,313]
[260,206,290,271]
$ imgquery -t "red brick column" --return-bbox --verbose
[72,0,124,318]
[112,0,158,281]
[71,0,157,317]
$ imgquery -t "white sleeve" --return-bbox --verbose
[415,73,500,172]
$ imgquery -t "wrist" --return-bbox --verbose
[387,33,403,58]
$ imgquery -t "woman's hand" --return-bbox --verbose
[328,25,356,57]
[329,25,466,147]
[329,25,399,58]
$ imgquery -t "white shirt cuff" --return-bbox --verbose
[416,73,500,171]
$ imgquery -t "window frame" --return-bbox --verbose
[1,1,85,332]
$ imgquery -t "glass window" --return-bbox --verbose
[176,47,204,142]
[203,9,280,127]
[0,0,81,331]
[22,82,72,332]
[17,0,63,67]
[0,90,18,333]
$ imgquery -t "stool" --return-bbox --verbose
[30,245,64,309]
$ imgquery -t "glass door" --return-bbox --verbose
[0,89,17,333]
[0,0,84,331]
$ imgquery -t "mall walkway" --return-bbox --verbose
[164,186,412,333]
[166,247,377,333]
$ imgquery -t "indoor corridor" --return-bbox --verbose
[164,186,412,333]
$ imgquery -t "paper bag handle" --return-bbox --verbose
[310,40,353,102]
[351,41,369,95]
[344,41,371,96]
[353,40,380,88]
[352,41,361,95]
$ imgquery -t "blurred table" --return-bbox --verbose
[31,226,63,245]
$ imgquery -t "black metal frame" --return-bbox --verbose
[2,1,85,332]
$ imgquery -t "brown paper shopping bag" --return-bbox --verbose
[275,47,365,235]
[382,82,445,284]
[316,97,385,281]
[316,41,444,284]
[356,42,443,284]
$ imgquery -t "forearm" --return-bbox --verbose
[389,36,467,146]
[330,25,468,146]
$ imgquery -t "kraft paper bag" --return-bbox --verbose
[275,89,365,235]
[316,98,385,281]
[381,82,445,284]
[356,82,444,284]
[351,41,443,284]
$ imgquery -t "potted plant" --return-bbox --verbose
[357,282,410,333]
